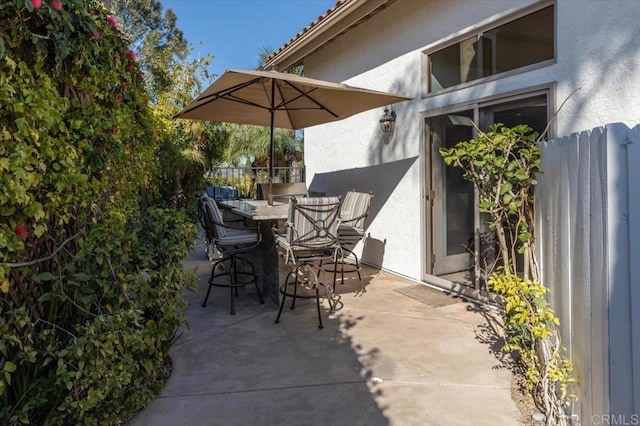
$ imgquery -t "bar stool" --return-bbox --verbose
[198,195,264,315]
[272,196,342,329]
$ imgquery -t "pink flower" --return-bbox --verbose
[14,225,27,241]
[89,30,103,41]
[107,16,117,28]
[32,0,42,9]
[50,0,62,11]
[114,94,122,103]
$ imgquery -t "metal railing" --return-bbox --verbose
[205,166,305,200]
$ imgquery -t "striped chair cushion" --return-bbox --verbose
[338,223,364,239]
[340,191,372,229]
[288,196,341,249]
[217,228,259,247]
[202,196,226,238]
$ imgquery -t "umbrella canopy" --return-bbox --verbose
[174,69,411,203]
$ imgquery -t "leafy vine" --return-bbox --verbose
[1,1,197,423]
[440,123,576,424]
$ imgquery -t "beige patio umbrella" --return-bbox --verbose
[174,69,411,204]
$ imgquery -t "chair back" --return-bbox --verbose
[287,196,341,250]
[199,196,227,239]
[340,191,373,229]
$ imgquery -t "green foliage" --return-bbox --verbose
[225,124,301,167]
[0,0,198,423]
[205,172,255,199]
[440,123,541,274]
[108,0,217,213]
[441,123,575,422]
[1,209,196,424]
[489,273,576,420]
[109,0,193,101]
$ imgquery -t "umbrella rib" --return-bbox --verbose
[182,77,338,123]
[271,88,318,110]
[266,87,330,113]
[226,94,270,110]
[272,80,296,127]
[283,82,340,119]
[216,93,325,113]
[178,77,264,115]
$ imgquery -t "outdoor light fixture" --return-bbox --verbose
[379,106,396,134]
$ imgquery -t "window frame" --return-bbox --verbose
[421,0,556,98]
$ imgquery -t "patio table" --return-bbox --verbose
[218,200,290,305]
[219,199,289,221]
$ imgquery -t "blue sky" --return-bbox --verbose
[163,0,336,79]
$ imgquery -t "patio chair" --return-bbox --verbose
[198,195,264,315]
[197,193,245,261]
[197,194,217,261]
[336,191,374,289]
[272,196,342,329]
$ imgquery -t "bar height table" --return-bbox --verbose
[218,200,289,305]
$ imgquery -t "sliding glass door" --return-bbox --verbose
[424,93,549,283]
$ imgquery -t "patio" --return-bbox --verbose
[129,239,522,425]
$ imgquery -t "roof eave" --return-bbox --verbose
[264,0,395,72]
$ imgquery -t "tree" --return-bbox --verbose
[224,124,299,167]
[256,46,274,71]
[440,123,576,423]
[440,123,541,279]
[109,0,192,101]
[110,0,222,210]
[256,45,303,75]
[219,47,303,169]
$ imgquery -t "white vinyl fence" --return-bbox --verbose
[537,123,640,423]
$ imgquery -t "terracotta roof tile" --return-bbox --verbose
[265,0,348,65]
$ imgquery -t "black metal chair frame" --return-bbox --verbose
[198,196,264,315]
[273,196,342,329]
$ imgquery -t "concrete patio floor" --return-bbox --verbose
[130,241,522,425]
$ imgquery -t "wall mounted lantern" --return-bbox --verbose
[379,106,397,134]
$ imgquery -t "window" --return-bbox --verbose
[428,5,554,93]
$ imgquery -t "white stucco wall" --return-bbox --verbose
[301,0,640,283]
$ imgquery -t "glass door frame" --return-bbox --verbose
[421,104,481,284]
[420,86,553,290]
[427,110,478,277]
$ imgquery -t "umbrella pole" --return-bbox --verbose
[268,119,275,206]
[268,79,276,206]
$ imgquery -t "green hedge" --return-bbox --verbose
[1,1,197,423]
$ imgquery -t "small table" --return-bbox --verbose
[218,200,290,305]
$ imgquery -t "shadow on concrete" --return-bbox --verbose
[130,241,521,425]
[466,303,518,373]
[129,241,390,426]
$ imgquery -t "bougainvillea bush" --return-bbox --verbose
[0,0,196,423]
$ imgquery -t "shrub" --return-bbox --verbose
[1,0,197,423]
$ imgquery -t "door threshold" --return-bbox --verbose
[422,273,503,308]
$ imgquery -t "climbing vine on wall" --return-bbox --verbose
[0,0,196,423]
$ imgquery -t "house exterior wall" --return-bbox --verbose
[299,0,640,419]
[303,0,640,282]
